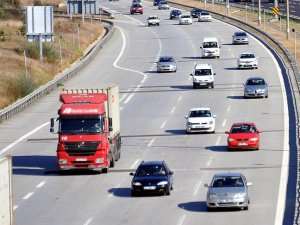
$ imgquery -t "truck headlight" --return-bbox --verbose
[250,137,258,141]
[58,159,67,164]
[228,138,235,142]
[157,181,168,186]
[96,158,105,163]
[193,78,197,82]
[209,121,213,125]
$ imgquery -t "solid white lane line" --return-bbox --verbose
[0,122,50,155]
[147,138,155,147]
[170,107,176,114]
[83,218,93,225]
[215,136,221,146]
[130,159,140,169]
[160,121,167,129]
[13,205,18,211]
[23,192,34,200]
[108,184,121,198]
[178,96,182,101]
[226,105,231,112]
[177,214,186,225]
[193,181,202,196]
[36,181,46,188]
[222,119,227,127]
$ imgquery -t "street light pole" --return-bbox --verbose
[286,0,290,39]
[292,29,297,60]
[226,0,229,15]
[82,0,85,24]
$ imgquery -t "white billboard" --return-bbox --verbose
[26,6,54,42]
[0,157,13,225]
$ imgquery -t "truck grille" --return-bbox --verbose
[63,141,100,156]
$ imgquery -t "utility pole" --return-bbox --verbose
[286,0,290,40]
[258,0,261,26]
[226,0,229,15]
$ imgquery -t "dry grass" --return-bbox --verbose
[171,0,300,67]
[0,15,104,109]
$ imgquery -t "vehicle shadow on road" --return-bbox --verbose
[108,187,132,198]
[226,95,245,99]
[178,201,207,212]
[165,129,187,135]
[205,145,228,152]
[12,155,57,176]
[224,67,239,70]
[182,56,202,60]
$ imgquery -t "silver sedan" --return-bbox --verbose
[157,56,177,72]
[244,77,268,98]
[232,31,249,45]
[204,172,252,211]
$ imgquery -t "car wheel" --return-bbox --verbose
[211,83,214,89]
[131,190,137,197]
[148,23,150,26]
[157,23,160,26]
[227,147,232,151]
[265,95,268,98]
[211,130,215,134]
[207,206,214,212]
[102,167,108,173]
[244,95,248,99]
[165,189,171,196]
[243,206,249,210]
[193,84,196,89]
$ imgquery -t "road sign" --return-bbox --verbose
[273,6,280,16]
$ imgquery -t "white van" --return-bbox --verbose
[201,37,220,58]
[190,64,216,89]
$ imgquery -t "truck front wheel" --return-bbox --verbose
[102,167,108,173]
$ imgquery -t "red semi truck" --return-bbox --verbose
[50,84,121,173]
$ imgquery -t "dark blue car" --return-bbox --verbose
[170,9,182,19]
[153,0,162,6]
[130,161,174,196]
[190,8,202,18]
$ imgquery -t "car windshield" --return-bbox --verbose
[160,1,167,4]
[132,3,141,7]
[189,110,211,118]
[149,17,158,19]
[235,32,247,37]
[159,57,174,62]
[241,54,255,59]
[212,176,244,188]
[136,165,167,176]
[181,15,190,18]
[203,41,218,48]
[60,117,103,134]
[194,69,212,76]
[201,12,209,16]
[172,10,181,14]
[246,79,265,85]
[231,124,256,133]
[192,9,201,13]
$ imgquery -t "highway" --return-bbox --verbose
[0,0,297,224]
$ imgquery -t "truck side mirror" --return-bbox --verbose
[50,118,55,133]
[109,117,113,132]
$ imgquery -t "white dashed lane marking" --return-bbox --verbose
[23,192,34,200]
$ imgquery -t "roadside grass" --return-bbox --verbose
[0,14,104,109]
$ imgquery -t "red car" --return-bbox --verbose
[130,3,143,14]
[225,122,261,151]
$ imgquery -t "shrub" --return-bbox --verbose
[43,43,59,64]
[7,74,38,100]
[0,30,5,41]
[33,0,44,6]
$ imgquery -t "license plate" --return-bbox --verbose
[195,125,205,128]
[144,186,156,190]
[75,158,87,162]
[238,142,248,146]
[200,83,207,86]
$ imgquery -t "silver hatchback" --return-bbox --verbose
[244,77,268,98]
[157,56,177,72]
[232,31,249,45]
[205,172,252,211]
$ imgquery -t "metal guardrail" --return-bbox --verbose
[0,20,115,122]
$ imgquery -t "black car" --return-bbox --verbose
[153,0,162,6]
[170,9,182,19]
[190,8,202,18]
[130,161,173,196]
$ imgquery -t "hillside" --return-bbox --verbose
[0,0,105,109]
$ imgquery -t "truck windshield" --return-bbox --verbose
[60,118,103,134]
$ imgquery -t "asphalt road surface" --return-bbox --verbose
[0,0,296,224]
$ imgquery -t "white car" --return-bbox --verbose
[237,53,258,69]
[179,15,193,25]
[147,15,160,26]
[198,12,212,22]
[190,63,215,89]
[185,107,216,133]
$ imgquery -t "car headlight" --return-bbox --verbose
[187,121,193,125]
[228,138,235,142]
[209,121,213,125]
[235,192,246,198]
[95,158,104,163]
[208,77,213,81]
[250,137,258,141]
[193,78,197,82]
[58,159,67,164]
[157,181,168,186]
[132,182,142,186]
